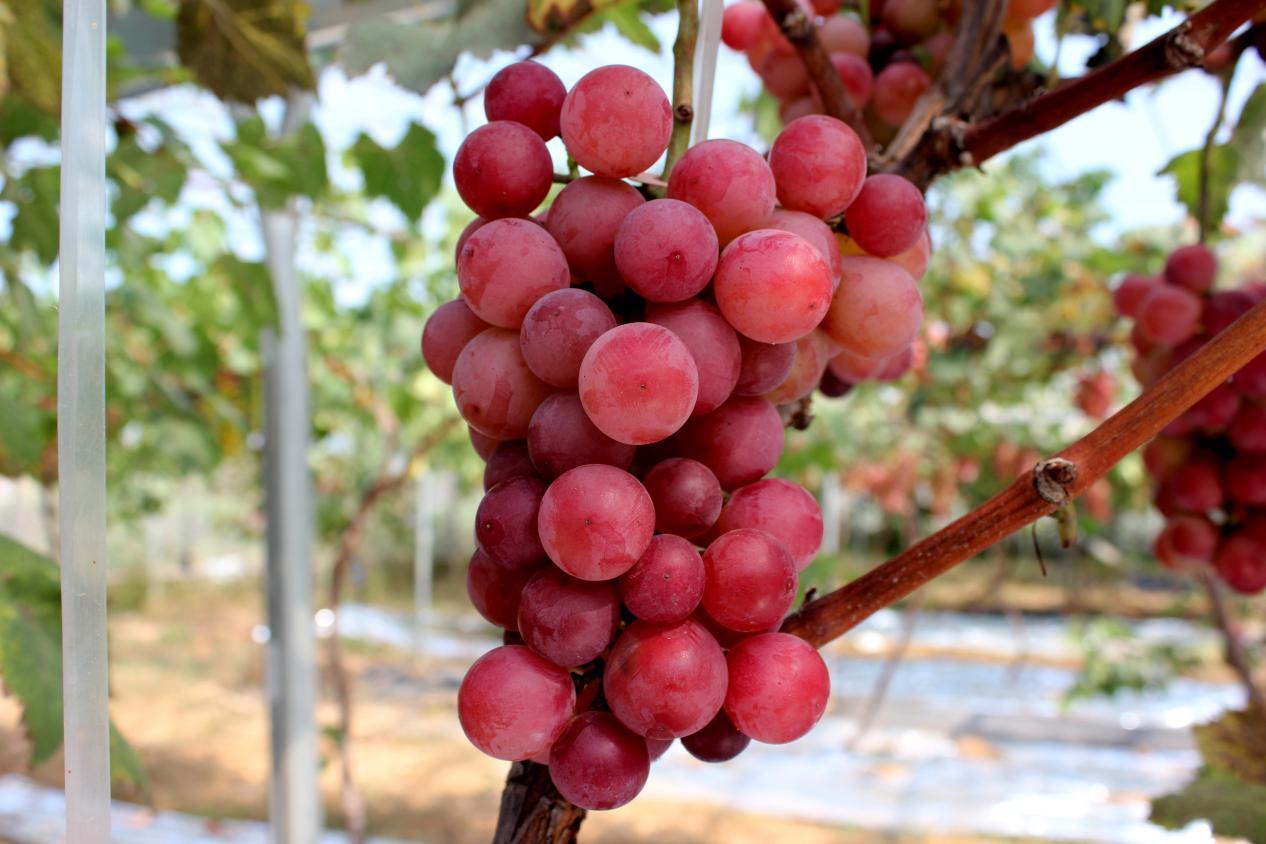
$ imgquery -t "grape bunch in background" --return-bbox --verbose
[721,0,1051,138]
[422,57,928,811]
[1115,245,1266,594]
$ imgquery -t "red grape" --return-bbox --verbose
[872,62,930,127]
[817,14,869,55]
[641,457,724,538]
[484,440,537,491]
[1214,535,1266,594]
[615,199,720,302]
[458,645,575,760]
[1160,460,1224,513]
[537,464,656,580]
[1142,436,1193,481]
[724,632,829,744]
[549,712,650,810]
[824,256,924,359]
[765,330,834,404]
[469,427,502,461]
[560,65,672,178]
[484,61,567,140]
[765,208,843,284]
[716,478,823,572]
[1153,516,1219,571]
[702,529,797,632]
[828,347,886,384]
[672,397,785,490]
[1235,352,1266,397]
[517,567,620,668]
[721,1,768,50]
[455,217,486,262]
[714,229,834,344]
[476,476,547,571]
[1136,285,1201,347]
[453,121,552,219]
[829,52,874,109]
[578,323,700,445]
[546,176,646,289]
[603,618,728,739]
[681,710,751,763]
[1229,402,1266,452]
[466,549,542,630]
[1164,243,1218,293]
[735,336,797,397]
[768,116,867,219]
[646,300,741,415]
[842,174,927,258]
[1204,290,1255,335]
[519,288,618,389]
[667,139,777,245]
[645,736,673,761]
[882,0,940,43]
[457,218,570,328]
[422,299,489,385]
[619,534,706,624]
[452,328,554,439]
[1112,274,1157,318]
[1227,455,1266,505]
[527,392,635,478]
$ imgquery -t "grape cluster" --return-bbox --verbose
[721,0,1051,140]
[422,58,929,810]
[1115,244,1266,594]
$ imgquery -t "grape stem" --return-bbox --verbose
[663,0,699,179]
[781,298,1266,646]
[1200,573,1266,712]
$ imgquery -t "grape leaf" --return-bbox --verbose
[526,0,623,34]
[176,0,314,103]
[222,117,328,208]
[4,165,61,265]
[349,122,445,223]
[1151,769,1266,842]
[1228,83,1266,188]
[1157,145,1238,233]
[1193,707,1266,785]
[592,3,660,52]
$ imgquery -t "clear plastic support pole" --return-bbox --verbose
[57,0,112,840]
[693,0,725,144]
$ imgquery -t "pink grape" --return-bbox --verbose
[887,228,931,279]
[641,458,724,538]
[466,549,542,630]
[1161,460,1224,513]
[672,397,784,490]
[619,534,706,624]
[484,61,566,140]
[578,323,700,445]
[614,199,719,303]
[716,478,823,572]
[517,567,620,668]
[681,710,750,763]
[646,300,741,415]
[537,464,655,580]
[452,328,554,439]
[843,174,927,258]
[546,176,645,289]
[455,217,486,262]
[484,440,537,491]
[1204,290,1255,335]
[1187,383,1241,432]
[457,218,570,328]
[721,1,768,50]
[667,139,777,245]
[519,288,618,390]
[1230,403,1266,452]
[1235,352,1266,397]
[560,65,672,178]
[1143,436,1193,481]
[829,52,874,109]
[765,330,833,404]
[1164,244,1218,293]
[527,392,635,478]
[872,62,931,127]
[765,208,843,284]
[453,121,552,219]
[780,96,820,124]
[824,256,924,359]
[458,645,575,760]
[701,529,797,632]
[549,712,650,810]
[476,476,547,571]
[469,427,502,461]
[828,347,886,384]
[817,14,870,55]
[1153,516,1219,571]
[422,299,489,385]
[1227,455,1266,505]
[725,633,830,744]
[1112,274,1157,318]
[1214,535,1266,594]
[603,618,728,739]
[758,51,811,100]
[768,116,867,219]
[645,736,673,761]
[714,230,834,344]
[1136,285,1201,346]
[735,337,797,396]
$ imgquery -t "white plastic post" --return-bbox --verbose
[58,0,112,839]
[693,0,725,144]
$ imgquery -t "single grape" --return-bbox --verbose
[603,618,728,739]
[452,328,554,440]
[818,366,853,398]
[519,288,618,390]
[560,65,673,178]
[484,440,537,491]
[823,256,924,359]
[1234,352,1266,398]
[453,121,552,219]
[667,139,777,245]
[1159,460,1224,514]
[1230,403,1266,452]
[1186,383,1241,432]
[1136,285,1202,347]
[882,0,941,43]
[768,116,867,219]
[758,51,811,100]
[546,176,646,289]
[517,567,620,668]
[422,299,490,385]
[527,392,636,479]
[476,476,548,571]
[457,219,570,329]
[734,337,797,397]
[620,534,706,624]
[484,61,567,140]
[842,174,927,258]
[701,529,797,633]
[725,633,829,744]
[1142,436,1193,481]
[646,300,741,416]
[721,1,768,50]
[466,549,542,630]
[469,427,503,461]
[682,710,751,763]
[1214,534,1266,594]
[458,645,575,760]
[872,62,931,127]
[1153,516,1219,572]
[1227,455,1266,506]
[455,217,487,263]
[765,208,843,284]
[1164,244,1218,293]
[1204,290,1255,335]
[671,397,784,490]
[829,52,874,109]
[780,96,820,124]
[537,464,656,580]
[641,457,724,538]
[578,323,700,445]
[714,230,834,344]
[1112,274,1158,318]
[716,478,824,572]
[549,711,650,811]
[645,735,674,761]
[817,14,870,56]
[765,330,834,405]
[614,199,719,303]
[828,347,886,384]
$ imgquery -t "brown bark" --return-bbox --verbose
[492,762,587,844]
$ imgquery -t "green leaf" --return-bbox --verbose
[1193,707,1266,785]
[0,98,59,147]
[5,165,61,264]
[107,126,191,226]
[349,123,444,222]
[1157,145,1238,233]
[223,118,328,208]
[1151,769,1266,842]
[0,397,45,472]
[597,3,660,52]
[1229,83,1266,188]
[176,0,314,103]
